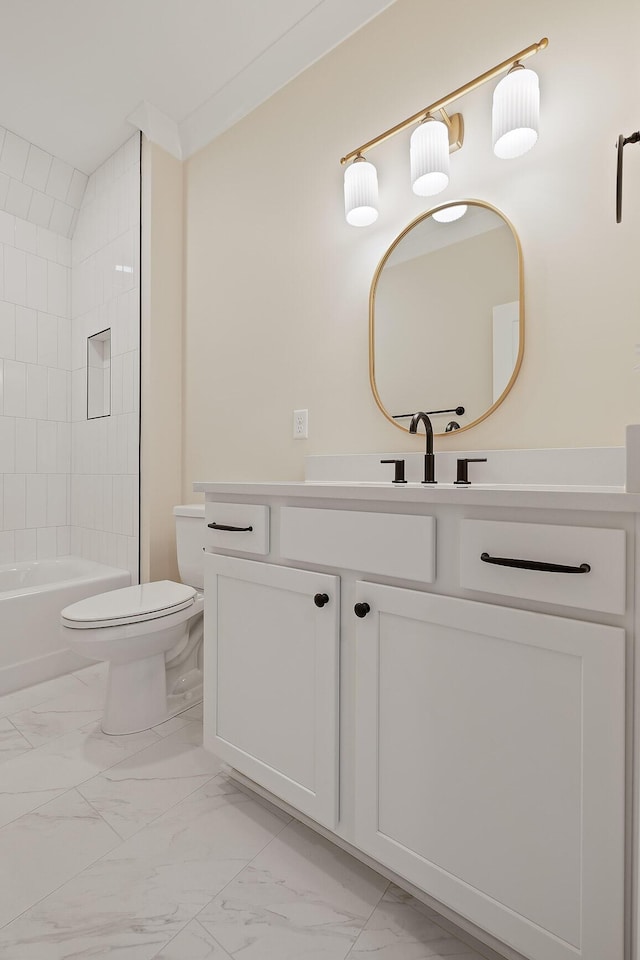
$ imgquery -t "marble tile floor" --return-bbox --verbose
[0,664,494,960]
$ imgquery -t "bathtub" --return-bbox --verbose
[0,556,130,695]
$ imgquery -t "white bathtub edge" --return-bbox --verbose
[0,648,88,698]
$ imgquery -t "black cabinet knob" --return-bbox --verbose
[354,602,371,618]
[314,593,330,607]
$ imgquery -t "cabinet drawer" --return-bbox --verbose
[460,520,625,615]
[205,502,269,555]
[280,507,435,582]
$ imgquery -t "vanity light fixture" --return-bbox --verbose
[341,37,547,225]
[432,203,468,222]
[492,65,540,159]
[410,117,450,196]
[344,154,379,226]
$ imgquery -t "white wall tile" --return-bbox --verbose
[0,132,29,181]
[26,473,46,527]
[26,253,48,311]
[36,226,58,262]
[28,190,54,228]
[68,133,140,571]
[56,315,71,369]
[36,526,57,558]
[66,170,88,209]
[56,524,70,556]
[37,311,58,366]
[47,260,68,315]
[57,235,71,267]
[56,421,71,473]
[5,179,33,220]
[46,158,74,202]
[15,306,37,362]
[122,350,136,413]
[49,199,74,237]
[0,302,16,358]
[0,210,14,244]
[71,367,86,421]
[14,219,37,254]
[37,419,57,473]
[23,145,53,192]
[4,245,27,305]
[47,475,67,525]
[25,363,47,419]
[0,173,9,209]
[0,530,14,563]
[0,416,16,472]
[47,367,68,421]
[3,359,26,417]
[15,418,37,473]
[4,473,26,530]
[15,528,36,561]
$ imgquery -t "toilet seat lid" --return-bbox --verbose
[61,581,197,626]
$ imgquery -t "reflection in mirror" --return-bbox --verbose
[370,201,522,436]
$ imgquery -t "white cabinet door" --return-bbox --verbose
[204,554,340,828]
[354,582,625,960]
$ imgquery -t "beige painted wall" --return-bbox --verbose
[141,139,183,581]
[183,0,640,492]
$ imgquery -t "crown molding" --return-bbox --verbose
[178,0,396,159]
[127,100,182,161]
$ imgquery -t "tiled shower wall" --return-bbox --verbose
[70,134,140,582]
[0,123,88,563]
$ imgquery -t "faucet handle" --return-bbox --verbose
[454,457,487,486]
[380,459,407,484]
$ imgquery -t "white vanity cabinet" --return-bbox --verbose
[353,581,625,960]
[196,482,635,960]
[203,553,340,828]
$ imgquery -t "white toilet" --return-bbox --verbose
[61,505,206,735]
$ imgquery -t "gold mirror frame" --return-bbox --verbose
[369,199,524,437]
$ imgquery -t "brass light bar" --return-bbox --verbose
[340,37,548,165]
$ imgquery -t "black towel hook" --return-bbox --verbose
[616,131,640,223]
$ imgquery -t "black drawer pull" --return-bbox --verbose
[314,593,330,608]
[208,522,253,532]
[480,552,591,574]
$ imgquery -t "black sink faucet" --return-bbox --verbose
[409,411,437,484]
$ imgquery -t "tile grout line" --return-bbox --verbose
[145,917,203,960]
[0,760,219,934]
[0,767,288,952]
[0,674,89,720]
[77,762,221,845]
[0,718,165,833]
[183,788,295,953]
[341,879,392,960]
[0,784,126,932]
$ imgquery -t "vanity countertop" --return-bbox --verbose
[193,480,640,513]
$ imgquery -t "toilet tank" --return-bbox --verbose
[174,504,206,590]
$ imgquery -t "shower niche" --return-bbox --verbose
[87,328,111,420]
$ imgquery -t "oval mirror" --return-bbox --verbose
[369,200,523,436]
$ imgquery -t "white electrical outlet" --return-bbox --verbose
[293,409,308,439]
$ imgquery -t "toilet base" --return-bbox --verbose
[102,653,169,735]
[101,664,204,736]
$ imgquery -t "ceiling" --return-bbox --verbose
[0,0,395,174]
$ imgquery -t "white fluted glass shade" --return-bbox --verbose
[410,119,449,197]
[492,67,539,159]
[344,159,378,226]
[432,204,468,223]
